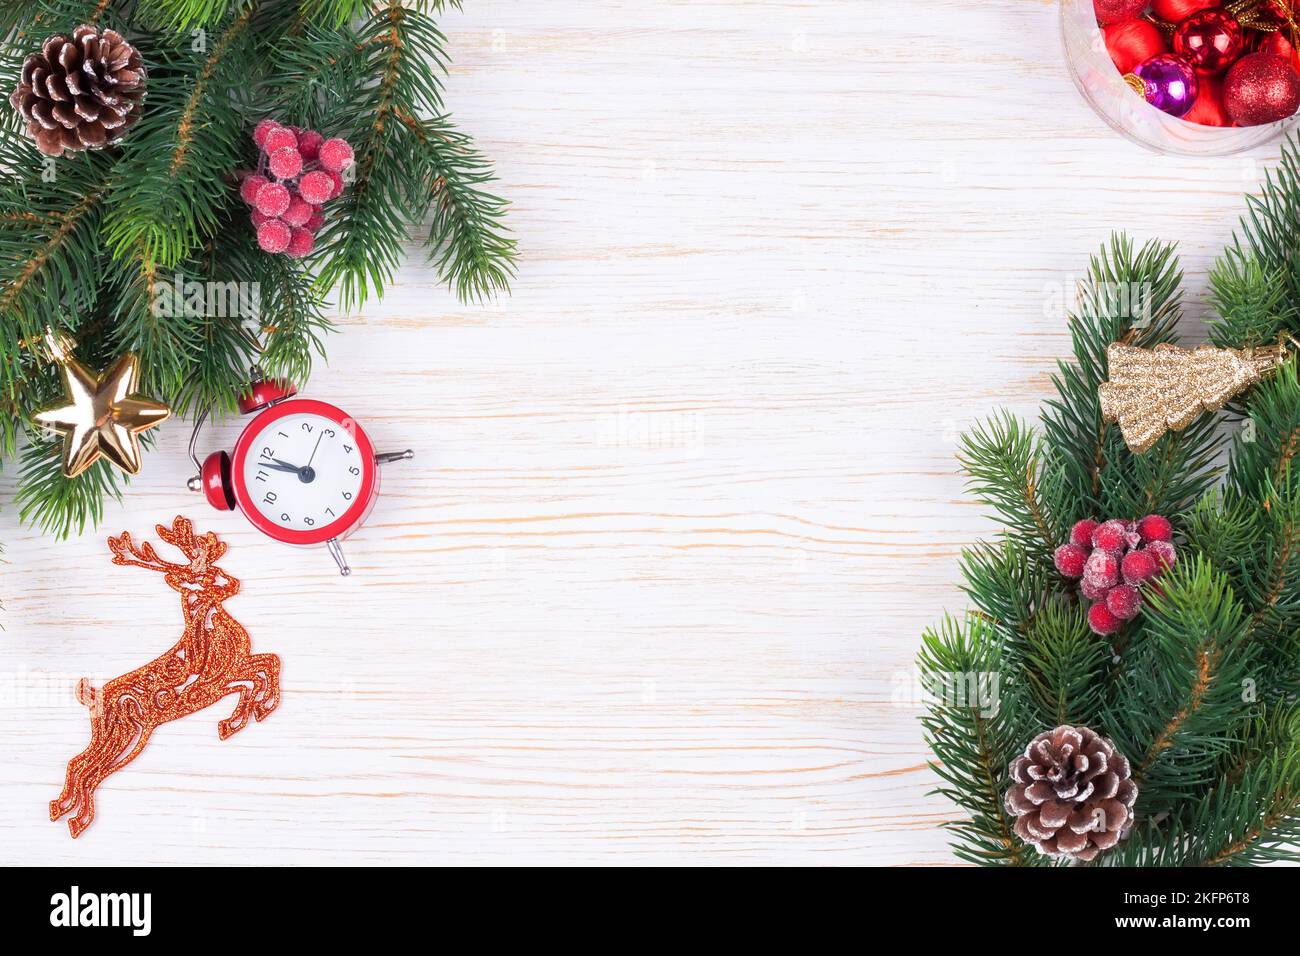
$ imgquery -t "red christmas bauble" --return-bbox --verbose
[1224,52,1300,125]
[1257,30,1300,74]
[1173,10,1244,74]
[1095,0,1149,25]
[1105,19,1168,74]
[1150,0,1220,21]
[1097,0,1149,23]
[1183,74,1232,125]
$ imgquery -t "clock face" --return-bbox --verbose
[230,399,377,544]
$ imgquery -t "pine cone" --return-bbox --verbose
[9,25,146,158]
[1004,725,1138,862]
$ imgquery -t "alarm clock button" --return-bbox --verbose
[201,451,236,511]
[238,379,298,415]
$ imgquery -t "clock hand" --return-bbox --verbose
[305,433,325,468]
[267,456,317,484]
[263,458,303,474]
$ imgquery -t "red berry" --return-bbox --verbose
[298,170,333,204]
[250,210,272,227]
[318,137,354,173]
[252,119,280,148]
[254,181,291,217]
[1080,577,1111,602]
[1091,519,1129,553]
[327,171,344,198]
[286,226,315,258]
[1070,519,1099,548]
[1054,543,1089,578]
[298,130,324,161]
[1146,540,1177,573]
[282,195,313,227]
[1137,514,1173,543]
[1088,602,1123,636]
[256,219,291,254]
[1121,549,1158,585]
[239,173,268,206]
[263,126,298,154]
[1106,585,1142,621]
[1083,548,1120,591]
[269,146,303,180]
[306,213,326,233]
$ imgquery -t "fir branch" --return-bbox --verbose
[311,2,513,307]
[1106,557,1256,814]
[959,539,1045,642]
[0,128,118,353]
[1224,135,1300,328]
[312,0,435,309]
[1020,596,1109,728]
[1109,710,1300,866]
[397,106,516,301]
[959,411,1059,562]
[15,436,130,538]
[1219,363,1300,680]
[135,0,246,30]
[101,7,256,269]
[0,183,109,328]
[105,242,205,397]
[920,615,1046,866]
[1209,248,1296,348]
[1201,711,1300,866]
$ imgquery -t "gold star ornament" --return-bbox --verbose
[33,351,171,478]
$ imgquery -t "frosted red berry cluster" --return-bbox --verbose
[237,118,355,258]
[1053,515,1177,636]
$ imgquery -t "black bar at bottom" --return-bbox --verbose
[1,865,1287,938]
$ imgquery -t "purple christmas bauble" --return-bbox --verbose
[1134,54,1199,118]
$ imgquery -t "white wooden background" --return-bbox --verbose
[0,0,1287,866]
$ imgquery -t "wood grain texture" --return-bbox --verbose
[0,0,1287,865]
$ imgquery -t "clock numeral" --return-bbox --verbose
[324,428,336,438]
[263,491,278,504]
[281,513,291,523]
[260,445,276,459]
[349,465,360,475]
[326,508,335,517]
[342,491,353,501]
[343,445,353,454]
[255,471,268,482]
[304,517,315,527]
[301,422,313,433]
[277,431,288,438]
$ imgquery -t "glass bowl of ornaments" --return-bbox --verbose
[1062,0,1300,155]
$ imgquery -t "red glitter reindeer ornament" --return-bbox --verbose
[50,517,280,838]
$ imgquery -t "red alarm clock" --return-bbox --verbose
[188,373,411,575]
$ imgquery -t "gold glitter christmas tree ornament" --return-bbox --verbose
[1099,341,1291,454]
[32,339,171,478]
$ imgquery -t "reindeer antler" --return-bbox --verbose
[108,517,228,574]
[155,515,196,552]
[107,530,178,572]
